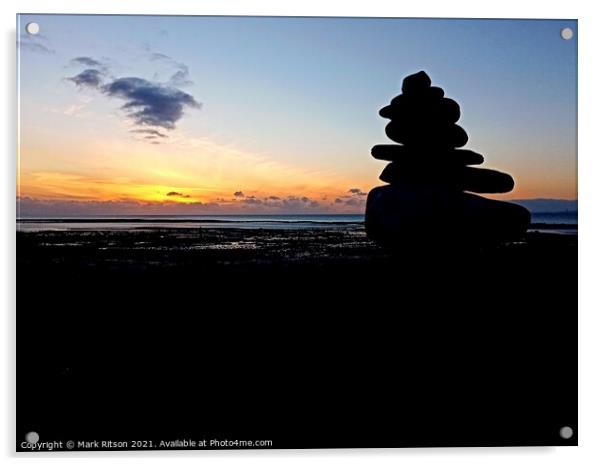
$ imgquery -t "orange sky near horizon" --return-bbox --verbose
[17,131,378,213]
[17,133,576,211]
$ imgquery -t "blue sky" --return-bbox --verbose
[17,15,577,214]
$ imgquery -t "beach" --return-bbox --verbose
[17,225,577,448]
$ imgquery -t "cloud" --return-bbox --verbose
[66,54,200,139]
[71,56,103,67]
[19,41,54,54]
[149,52,171,62]
[102,77,201,130]
[131,128,167,139]
[19,34,55,54]
[149,51,193,87]
[17,197,218,216]
[349,188,368,196]
[169,67,193,87]
[224,193,326,212]
[18,190,365,216]
[62,103,86,116]
[242,196,263,205]
[166,191,190,198]
[67,69,104,88]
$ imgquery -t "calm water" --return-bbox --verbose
[16,214,365,232]
[531,212,577,225]
[16,212,577,233]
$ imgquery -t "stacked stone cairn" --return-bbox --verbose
[365,71,530,245]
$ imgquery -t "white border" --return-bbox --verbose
[3,1,600,465]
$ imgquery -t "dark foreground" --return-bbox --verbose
[17,227,577,450]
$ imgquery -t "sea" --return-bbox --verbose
[16,214,365,232]
[16,212,577,234]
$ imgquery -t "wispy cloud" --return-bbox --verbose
[19,41,54,54]
[18,33,55,54]
[149,50,193,87]
[130,128,168,139]
[70,56,103,67]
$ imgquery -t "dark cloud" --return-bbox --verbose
[334,198,343,204]
[102,77,200,130]
[166,191,190,198]
[233,191,245,198]
[67,69,104,88]
[266,196,281,201]
[71,56,103,68]
[66,53,200,139]
[349,188,368,196]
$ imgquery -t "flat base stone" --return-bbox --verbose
[365,184,531,245]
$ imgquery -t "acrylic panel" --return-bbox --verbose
[16,14,577,451]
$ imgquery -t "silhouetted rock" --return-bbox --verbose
[380,95,460,123]
[366,184,531,243]
[371,145,484,165]
[365,70,530,245]
[379,164,514,194]
[459,167,515,193]
[401,70,431,94]
[385,121,468,148]
[429,86,445,99]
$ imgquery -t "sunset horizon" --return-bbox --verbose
[17,15,577,216]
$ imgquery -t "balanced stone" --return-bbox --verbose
[371,145,484,165]
[379,164,515,194]
[459,167,515,194]
[401,70,431,93]
[380,95,460,124]
[385,121,468,148]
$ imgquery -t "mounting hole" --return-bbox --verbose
[560,27,573,40]
[25,431,39,443]
[25,22,40,35]
[559,426,573,439]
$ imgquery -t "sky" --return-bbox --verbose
[17,15,577,215]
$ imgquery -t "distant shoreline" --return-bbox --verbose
[15,218,576,227]
[16,218,364,225]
